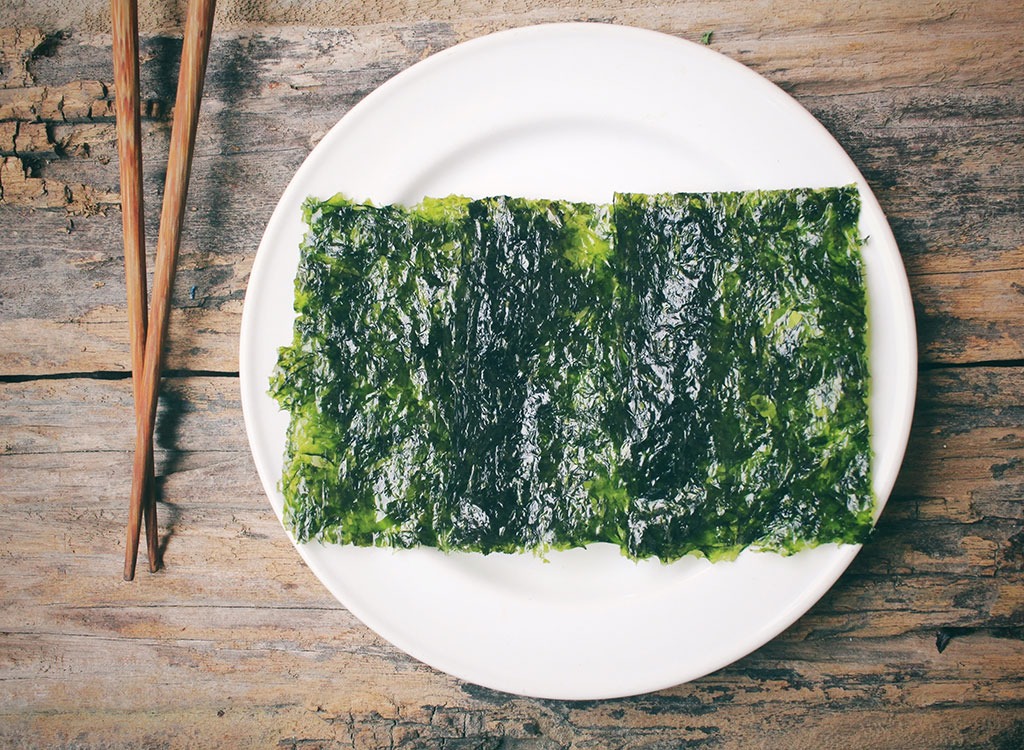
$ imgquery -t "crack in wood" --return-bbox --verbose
[919,359,1024,371]
[0,369,239,383]
[0,362,1019,384]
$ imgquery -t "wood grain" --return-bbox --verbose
[1,1,1022,746]
[1,369,1021,747]
[1,14,1022,375]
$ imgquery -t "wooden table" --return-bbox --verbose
[2,2,1022,746]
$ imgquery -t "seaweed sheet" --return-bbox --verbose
[270,188,873,561]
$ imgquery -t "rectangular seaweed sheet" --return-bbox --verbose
[270,188,873,561]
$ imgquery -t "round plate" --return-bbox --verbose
[240,22,916,700]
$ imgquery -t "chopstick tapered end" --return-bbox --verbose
[146,545,162,574]
[124,458,146,581]
[144,471,161,574]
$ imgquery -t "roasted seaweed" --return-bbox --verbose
[270,188,873,561]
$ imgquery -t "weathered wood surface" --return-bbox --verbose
[2,370,1021,747]
[1,7,1023,375]
[1,1,1022,747]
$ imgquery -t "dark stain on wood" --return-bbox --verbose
[990,457,1021,479]
[998,530,1024,573]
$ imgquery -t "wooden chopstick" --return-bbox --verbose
[112,0,160,576]
[124,0,217,581]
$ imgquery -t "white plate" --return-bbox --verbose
[240,22,916,700]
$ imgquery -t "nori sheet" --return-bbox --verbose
[269,188,873,561]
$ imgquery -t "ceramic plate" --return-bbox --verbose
[240,23,916,700]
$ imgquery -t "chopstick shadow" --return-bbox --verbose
[189,34,264,262]
[137,35,182,204]
[152,382,187,564]
[134,34,191,569]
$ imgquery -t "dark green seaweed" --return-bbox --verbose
[270,187,873,561]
